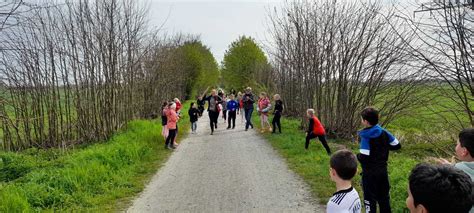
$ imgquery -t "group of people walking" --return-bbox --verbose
[159,87,473,213]
[196,87,283,135]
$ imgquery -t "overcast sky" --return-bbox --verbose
[146,0,285,62]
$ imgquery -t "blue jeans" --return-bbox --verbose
[245,108,254,130]
[192,122,197,132]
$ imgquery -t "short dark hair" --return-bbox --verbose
[190,102,195,107]
[361,107,379,125]
[330,150,358,180]
[409,163,473,213]
[459,128,474,156]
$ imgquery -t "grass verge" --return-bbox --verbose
[253,115,432,212]
[0,102,191,212]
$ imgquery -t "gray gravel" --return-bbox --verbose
[127,111,324,212]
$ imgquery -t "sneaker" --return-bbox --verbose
[167,146,175,150]
[210,132,214,135]
[227,127,231,130]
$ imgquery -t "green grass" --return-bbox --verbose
[253,115,439,212]
[0,102,191,212]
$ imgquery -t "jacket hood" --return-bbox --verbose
[359,125,383,139]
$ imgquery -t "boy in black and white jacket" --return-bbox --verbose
[327,150,362,213]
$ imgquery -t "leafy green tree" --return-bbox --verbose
[176,41,219,99]
[221,36,272,91]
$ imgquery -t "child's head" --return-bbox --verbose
[191,102,195,108]
[306,109,315,118]
[456,128,474,161]
[260,92,267,99]
[229,94,235,100]
[211,89,217,96]
[273,94,281,101]
[361,107,379,127]
[245,87,252,94]
[169,102,176,110]
[174,98,180,103]
[406,163,473,213]
[162,101,168,108]
[329,150,358,182]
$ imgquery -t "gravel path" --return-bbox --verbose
[128,111,324,212]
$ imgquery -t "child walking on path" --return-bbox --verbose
[257,92,272,133]
[161,101,169,140]
[188,103,199,134]
[243,87,255,131]
[165,102,179,150]
[357,107,401,213]
[272,94,283,134]
[226,94,238,129]
[201,88,223,135]
[327,150,362,213]
[305,109,331,155]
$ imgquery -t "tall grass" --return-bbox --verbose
[0,102,190,211]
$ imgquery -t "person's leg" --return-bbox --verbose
[305,132,317,149]
[165,129,176,148]
[232,111,236,128]
[376,170,392,213]
[193,122,197,132]
[272,116,277,133]
[173,125,178,144]
[317,135,331,155]
[209,112,215,133]
[362,172,378,213]
[265,115,271,131]
[248,108,254,128]
[276,113,282,133]
[227,113,232,129]
[245,109,250,130]
[169,129,177,148]
[260,114,264,130]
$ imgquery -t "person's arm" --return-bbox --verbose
[307,118,314,134]
[386,130,401,150]
[200,87,210,98]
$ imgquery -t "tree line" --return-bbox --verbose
[222,0,472,140]
[0,0,218,151]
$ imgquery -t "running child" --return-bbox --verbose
[188,103,200,134]
[226,94,238,129]
[305,109,331,155]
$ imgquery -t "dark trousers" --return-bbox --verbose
[362,168,391,213]
[165,129,177,147]
[227,110,236,128]
[305,133,331,154]
[198,106,204,116]
[272,112,281,133]
[209,110,219,132]
[223,110,227,120]
[245,108,254,130]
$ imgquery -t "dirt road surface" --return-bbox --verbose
[128,111,324,212]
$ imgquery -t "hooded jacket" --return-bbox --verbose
[358,125,401,170]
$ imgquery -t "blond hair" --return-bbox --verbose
[307,109,315,115]
[273,94,281,100]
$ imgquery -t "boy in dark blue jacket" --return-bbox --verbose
[358,107,401,213]
[227,94,238,129]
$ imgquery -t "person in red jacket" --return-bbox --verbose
[305,108,331,155]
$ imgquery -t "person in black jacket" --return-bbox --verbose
[197,96,205,117]
[200,87,223,135]
[188,103,200,134]
[358,107,401,213]
[272,94,283,134]
[242,87,255,131]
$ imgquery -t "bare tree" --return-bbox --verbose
[268,0,423,138]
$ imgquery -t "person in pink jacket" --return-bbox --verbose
[257,92,272,133]
[165,102,179,150]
